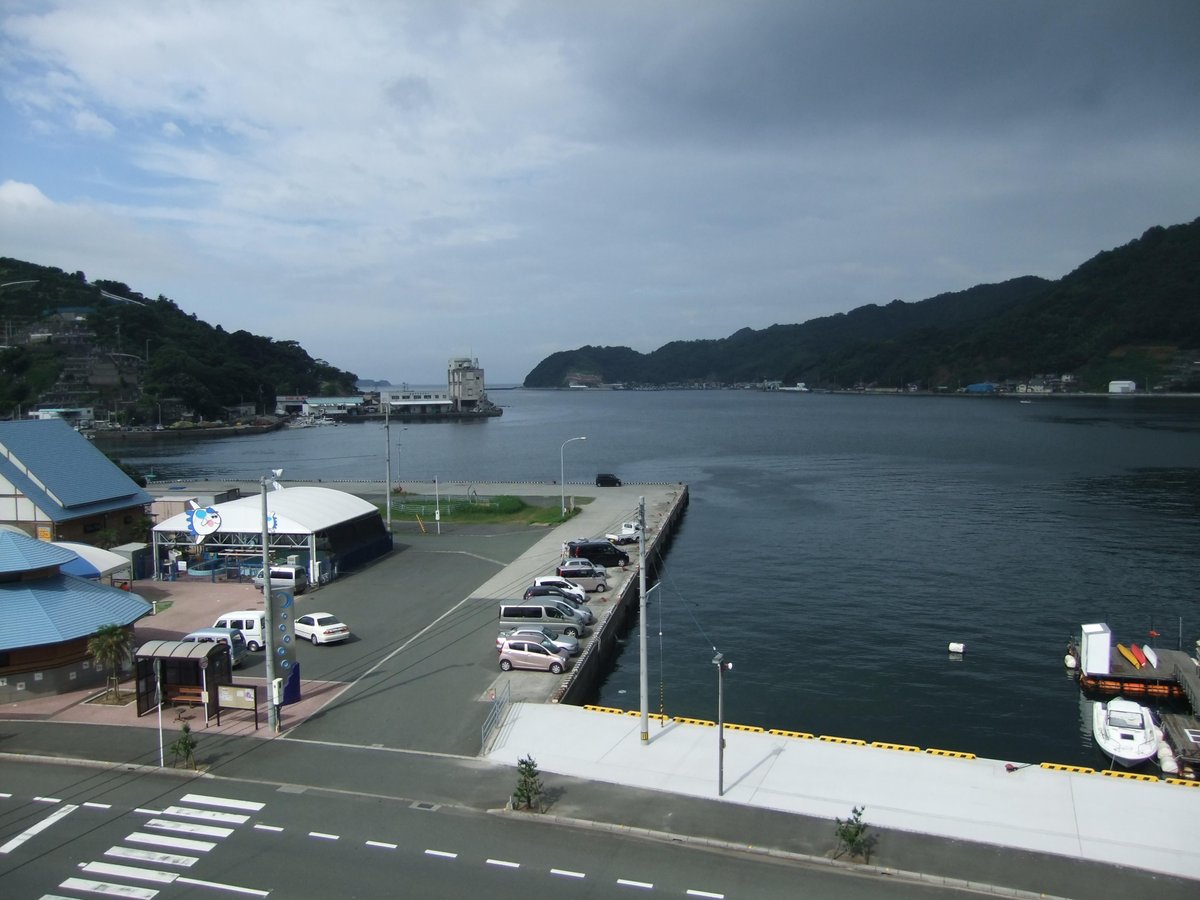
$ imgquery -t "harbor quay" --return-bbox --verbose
[3,479,1198,896]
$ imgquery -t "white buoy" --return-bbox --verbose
[1064,653,1077,669]
[948,642,965,654]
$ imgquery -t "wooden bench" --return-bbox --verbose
[167,686,204,705]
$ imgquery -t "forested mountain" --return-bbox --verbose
[524,218,1200,392]
[0,258,358,422]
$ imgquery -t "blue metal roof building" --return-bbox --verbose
[0,529,152,703]
[0,418,152,542]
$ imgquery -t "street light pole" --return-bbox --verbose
[560,436,586,518]
[714,651,732,795]
[261,470,282,733]
[384,398,392,532]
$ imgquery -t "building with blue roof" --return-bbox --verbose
[0,530,151,703]
[0,418,152,544]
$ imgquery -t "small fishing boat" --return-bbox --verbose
[1130,644,1148,667]
[1143,645,1159,669]
[1092,698,1160,766]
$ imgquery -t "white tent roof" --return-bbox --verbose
[152,486,378,536]
[52,541,131,577]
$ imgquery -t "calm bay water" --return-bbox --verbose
[115,390,1200,767]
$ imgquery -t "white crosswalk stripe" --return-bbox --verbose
[104,845,198,867]
[160,805,250,826]
[82,861,177,884]
[179,793,265,812]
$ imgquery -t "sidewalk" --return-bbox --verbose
[486,702,1200,884]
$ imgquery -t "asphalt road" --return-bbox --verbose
[0,759,988,899]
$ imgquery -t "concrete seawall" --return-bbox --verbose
[558,484,689,704]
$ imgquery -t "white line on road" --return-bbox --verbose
[83,802,113,810]
[83,861,177,884]
[617,878,654,889]
[550,868,586,879]
[686,891,725,898]
[365,840,397,849]
[425,849,458,858]
[145,818,233,838]
[134,808,163,816]
[106,845,198,867]
[309,831,339,840]
[253,824,284,832]
[58,876,158,898]
[0,792,11,798]
[487,858,520,868]
[161,805,250,826]
[0,803,78,854]
[180,794,265,812]
[33,796,62,803]
[126,831,216,853]
[176,876,270,897]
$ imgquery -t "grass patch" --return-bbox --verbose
[387,495,587,525]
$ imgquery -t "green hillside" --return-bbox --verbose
[0,259,358,422]
[524,218,1200,392]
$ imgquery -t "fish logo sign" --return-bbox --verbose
[186,505,222,544]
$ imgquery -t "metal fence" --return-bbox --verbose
[480,680,512,754]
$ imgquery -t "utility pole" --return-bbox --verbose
[638,496,649,743]
[261,472,280,733]
[384,397,392,532]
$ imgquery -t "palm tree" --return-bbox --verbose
[87,624,135,702]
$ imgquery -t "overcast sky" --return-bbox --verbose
[2,1,1198,384]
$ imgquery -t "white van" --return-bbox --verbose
[212,610,269,651]
[498,602,590,638]
[181,627,248,667]
[251,564,309,594]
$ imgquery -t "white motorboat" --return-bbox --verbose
[1092,698,1160,766]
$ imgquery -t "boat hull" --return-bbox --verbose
[1092,699,1160,766]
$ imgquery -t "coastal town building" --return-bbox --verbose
[0,418,152,544]
[0,530,151,703]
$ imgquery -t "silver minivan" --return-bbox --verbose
[181,627,247,667]
[498,602,590,638]
[251,564,309,594]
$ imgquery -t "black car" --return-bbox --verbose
[595,473,622,487]
[567,540,630,568]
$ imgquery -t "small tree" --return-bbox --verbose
[512,754,544,812]
[87,624,135,702]
[169,722,197,769]
[834,805,871,861]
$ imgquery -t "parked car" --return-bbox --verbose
[531,576,587,603]
[294,612,351,645]
[568,540,630,569]
[523,585,595,623]
[180,628,247,668]
[595,473,622,487]
[605,522,643,545]
[251,563,309,594]
[554,559,609,592]
[499,637,570,674]
[496,626,580,656]
[499,602,590,638]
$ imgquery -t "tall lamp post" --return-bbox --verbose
[714,651,732,795]
[560,436,586,518]
[261,469,283,733]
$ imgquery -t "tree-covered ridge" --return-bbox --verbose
[0,258,358,421]
[524,217,1200,392]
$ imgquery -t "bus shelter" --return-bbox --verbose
[134,640,232,722]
